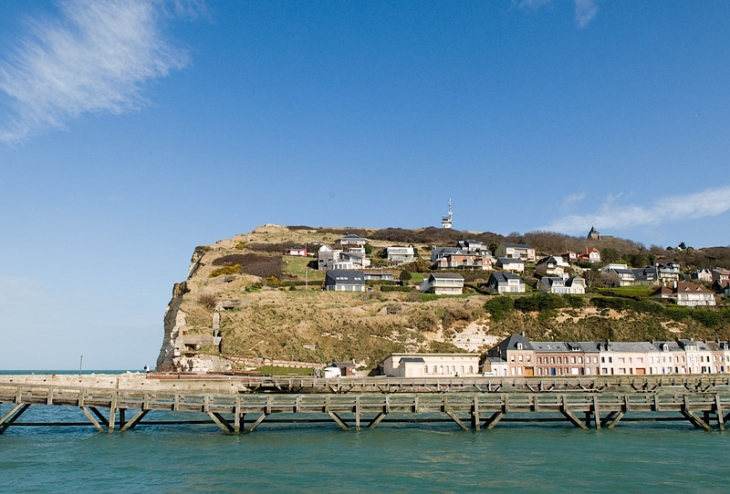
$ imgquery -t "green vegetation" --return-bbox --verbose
[596,286,656,297]
[484,296,515,321]
[209,264,242,278]
[283,255,324,281]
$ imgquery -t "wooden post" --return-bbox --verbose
[593,395,601,430]
[108,392,117,434]
[208,412,233,434]
[472,396,481,431]
[234,396,242,435]
[119,410,149,432]
[81,406,106,433]
[355,396,361,431]
[328,412,349,431]
[0,403,31,434]
[368,412,387,429]
[246,413,269,433]
[560,395,588,430]
[715,394,725,432]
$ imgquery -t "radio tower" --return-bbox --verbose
[441,199,453,229]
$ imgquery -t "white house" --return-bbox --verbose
[653,282,716,307]
[539,276,586,294]
[495,243,536,262]
[496,257,525,273]
[384,245,415,264]
[381,353,480,377]
[486,272,525,294]
[420,272,464,295]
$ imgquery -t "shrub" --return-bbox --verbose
[198,293,218,310]
[690,310,721,328]
[399,269,412,282]
[565,295,585,308]
[380,285,414,292]
[210,264,242,278]
[484,296,514,321]
[514,293,565,312]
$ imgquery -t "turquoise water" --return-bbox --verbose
[3,371,730,492]
[1,403,729,493]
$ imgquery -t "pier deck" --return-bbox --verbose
[2,377,730,434]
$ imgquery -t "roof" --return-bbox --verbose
[492,333,534,352]
[500,243,534,249]
[489,272,523,283]
[429,272,465,280]
[325,270,365,284]
[497,257,525,264]
[540,277,564,287]
[400,357,426,363]
[676,282,714,294]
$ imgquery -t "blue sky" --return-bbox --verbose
[1,1,729,369]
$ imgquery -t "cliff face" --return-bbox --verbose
[155,225,730,372]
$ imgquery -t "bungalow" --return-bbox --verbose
[324,270,365,292]
[284,245,307,257]
[384,245,415,264]
[496,257,525,273]
[578,247,601,263]
[431,246,463,262]
[486,272,525,294]
[539,276,586,294]
[420,272,465,295]
[380,353,480,377]
[495,243,536,262]
[652,281,716,307]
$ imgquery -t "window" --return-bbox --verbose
[519,355,523,362]
[469,366,473,374]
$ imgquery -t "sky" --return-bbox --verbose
[1,0,729,370]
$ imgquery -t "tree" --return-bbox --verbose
[364,243,373,255]
[399,269,412,283]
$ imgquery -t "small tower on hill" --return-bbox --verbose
[587,223,600,240]
[441,199,453,229]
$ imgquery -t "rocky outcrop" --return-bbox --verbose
[155,282,189,371]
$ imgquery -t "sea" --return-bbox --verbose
[2,371,730,493]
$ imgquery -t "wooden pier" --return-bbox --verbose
[3,378,730,434]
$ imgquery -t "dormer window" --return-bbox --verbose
[517,342,523,350]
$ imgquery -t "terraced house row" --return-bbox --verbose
[486,334,730,377]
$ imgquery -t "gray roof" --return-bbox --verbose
[540,277,564,287]
[489,272,523,283]
[497,257,525,264]
[491,333,534,353]
[429,272,465,280]
[325,270,365,285]
[400,357,426,363]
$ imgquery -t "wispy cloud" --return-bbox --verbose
[574,0,598,29]
[0,0,201,143]
[515,0,598,28]
[561,191,586,210]
[541,185,730,235]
